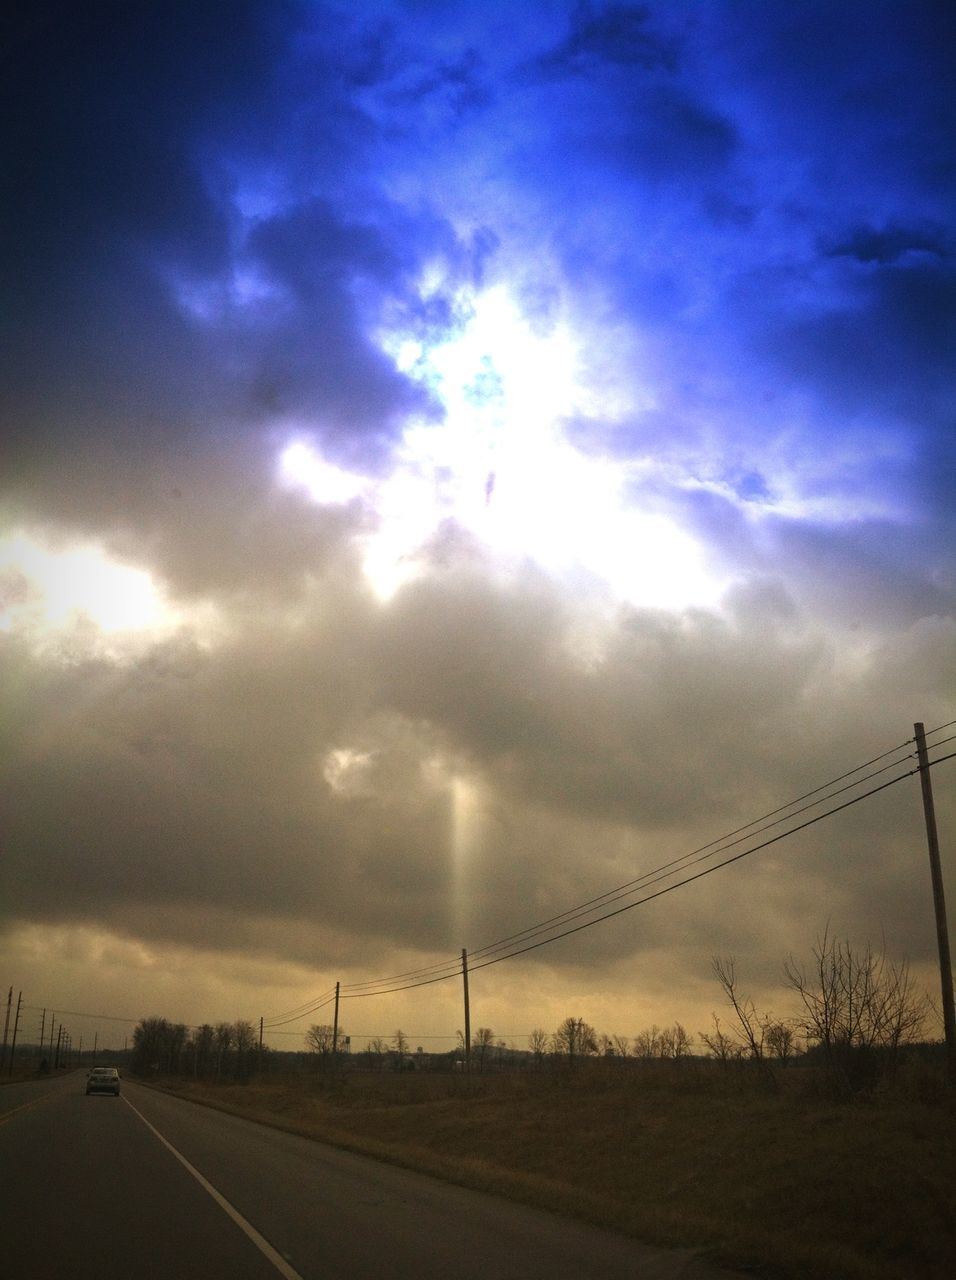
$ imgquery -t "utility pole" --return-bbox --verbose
[461,949,471,1074]
[332,982,340,1056]
[914,722,956,1084]
[258,1017,263,1075]
[39,1009,46,1060]
[54,1026,62,1069]
[8,992,22,1075]
[1,986,11,1071]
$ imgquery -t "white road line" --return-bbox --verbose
[123,1094,305,1280]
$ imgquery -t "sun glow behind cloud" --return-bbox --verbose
[282,285,725,608]
[0,533,218,656]
[0,536,165,632]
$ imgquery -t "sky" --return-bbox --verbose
[2,0,954,1057]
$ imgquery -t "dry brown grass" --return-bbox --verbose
[148,1061,956,1279]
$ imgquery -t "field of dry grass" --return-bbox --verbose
[149,1061,955,1280]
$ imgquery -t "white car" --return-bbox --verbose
[85,1067,121,1096]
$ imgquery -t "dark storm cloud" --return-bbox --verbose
[610,84,737,181]
[0,0,463,503]
[760,519,956,634]
[515,5,735,198]
[0,0,479,589]
[237,197,451,458]
[532,1,676,76]
[752,255,956,493]
[384,46,491,119]
[1,0,282,422]
[824,222,952,267]
[0,584,459,959]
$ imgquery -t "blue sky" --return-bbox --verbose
[1,1,953,1048]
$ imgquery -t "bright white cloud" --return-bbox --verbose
[0,534,166,633]
[281,285,726,607]
[323,747,376,796]
[278,442,370,506]
[0,532,221,657]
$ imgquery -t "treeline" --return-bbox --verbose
[132,1016,261,1081]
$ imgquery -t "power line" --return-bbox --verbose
[341,954,466,991]
[21,1005,141,1024]
[264,993,337,1029]
[468,764,921,973]
[261,733,919,1014]
[360,744,920,989]
[340,757,932,996]
[465,746,918,967]
[261,987,337,1027]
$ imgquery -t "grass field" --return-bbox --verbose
[145,1059,956,1279]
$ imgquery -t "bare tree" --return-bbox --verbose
[191,1023,215,1079]
[214,1022,234,1080]
[672,1023,693,1060]
[367,1037,388,1070]
[552,1016,597,1064]
[765,1022,796,1064]
[528,1028,549,1067]
[392,1028,409,1069]
[132,1017,184,1075]
[612,1033,631,1058]
[698,1014,741,1064]
[784,930,928,1091]
[712,956,769,1061]
[305,1023,337,1066]
[234,1019,257,1081]
[472,1026,495,1071]
[633,1026,661,1059]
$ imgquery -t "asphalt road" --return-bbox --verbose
[0,1072,737,1279]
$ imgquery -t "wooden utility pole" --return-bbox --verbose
[914,722,956,1083]
[461,949,471,1074]
[258,1017,264,1075]
[8,992,22,1075]
[0,986,11,1070]
[332,982,340,1056]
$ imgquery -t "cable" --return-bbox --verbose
[468,764,919,973]
[261,987,337,1026]
[288,734,918,1008]
[341,954,466,991]
[264,992,336,1029]
[21,1005,142,1024]
[333,762,919,997]
[464,743,918,965]
[259,733,931,1018]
